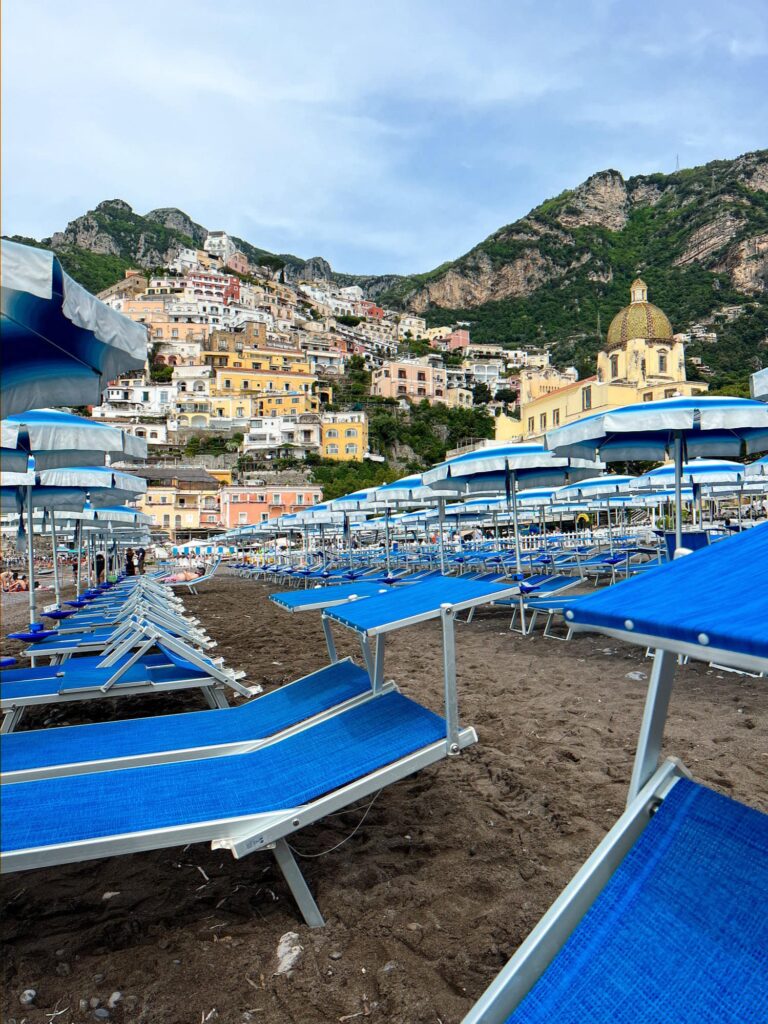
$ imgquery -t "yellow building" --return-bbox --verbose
[501,280,708,441]
[320,412,369,460]
[204,324,322,421]
[134,468,221,539]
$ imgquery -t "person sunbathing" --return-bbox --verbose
[3,572,29,592]
[163,566,205,583]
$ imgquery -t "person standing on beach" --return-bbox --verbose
[125,548,136,577]
[95,552,105,584]
[136,547,146,575]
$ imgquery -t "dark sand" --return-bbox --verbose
[2,576,766,1024]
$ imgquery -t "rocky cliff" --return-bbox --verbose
[385,150,768,315]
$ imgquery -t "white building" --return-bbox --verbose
[242,414,322,459]
[398,314,427,339]
[203,231,237,261]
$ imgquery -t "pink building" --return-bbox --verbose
[447,329,471,351]
[371,359,447,403]
[225,251,250,276]
[220,485,324,528]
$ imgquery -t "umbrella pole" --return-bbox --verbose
[605,498,614,555]
[50,512,61,607]
[384,507,392,576]
[510,474,527,634]
[673,432,683,554]
[25,486,37,625]
[437,498,446,574]
[76,521,83,596]
[345,514,353,568]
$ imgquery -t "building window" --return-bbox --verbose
[326,429,338,438]
[163,514,170,527]
[239,512,247,524]
[174,515,181,528]
[261,513,269,522]
[272,494,280,504]
[582,387,592,411]
[527,417,534,433]
[659,352,668,373]
[345,444,357,455]
[296,495,304,504]
[539,413,547,431]
[552,408,560,427]
[610,354,619,379]
[241,380,248,389]
[327,444,339,454]
[224,379,232,389]
[345,428,357,437]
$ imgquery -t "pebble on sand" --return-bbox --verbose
[274,931,303,975]
[19,990,36,1007]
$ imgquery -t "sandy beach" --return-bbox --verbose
[2,575,766,1024]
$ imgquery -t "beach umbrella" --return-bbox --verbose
[1,239,148,417]
[370,473,468,572]
[745,455,768,478]
[423,443,603,580]
[1,465,145,623]
[546,396,768,552]
[1,409,147,472]
[751,367,768,403]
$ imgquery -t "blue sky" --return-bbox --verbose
[3,0,767,275]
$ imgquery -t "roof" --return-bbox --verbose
[134,466,219,485]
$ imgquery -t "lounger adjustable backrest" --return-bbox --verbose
[463,524,768,1024]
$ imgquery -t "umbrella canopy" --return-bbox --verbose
[629,459,746,491]
[751,367,768,403]
[0,465,146,512]
[1,409,147,472]
[422,443,604,496]
[545,396,768,462]
[555,474,636,500]
[1,239,148,416]
[546,396,768,551]
[745,455,768,479]
[423,443,603,581]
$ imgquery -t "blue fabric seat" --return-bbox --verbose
[507,780,768,1023]
[325,575,517,633]
[569,523,768,661]
[1,691,445,852]
[1,660,371,774]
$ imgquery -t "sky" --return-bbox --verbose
[3,0,767,275]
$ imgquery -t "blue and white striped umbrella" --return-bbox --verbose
[1,239,148,416]
[746,455,768,479]
[1,409,147,472]
[546,396,768,550]
[422,442,603,577]
[629,459,746,492]
[751,367,768,403]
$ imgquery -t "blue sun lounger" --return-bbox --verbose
[463,524,768,1023]
[1,627,252,732]
[1,686,470,928]
[269,581,394,612]
[1,659,378,782]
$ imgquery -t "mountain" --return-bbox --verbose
[375,150,768,392]
[7,150,767,392]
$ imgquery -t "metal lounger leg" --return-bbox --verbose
[322,617,338,664]
[440,605,460,753]
[272,838,325,928]
[2,706,26,733]
[627,648,677,805]
[202,686,230,709]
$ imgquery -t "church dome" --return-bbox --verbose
[606,279,673,349]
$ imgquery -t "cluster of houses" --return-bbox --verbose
[92,233,707,538]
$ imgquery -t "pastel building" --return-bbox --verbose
[320,412,368,460]
[371,359,447,403]
[219,485,324,527]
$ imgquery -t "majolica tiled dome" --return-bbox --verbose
[606,279,673,350]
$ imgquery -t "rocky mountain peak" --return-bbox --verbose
[557,169,629,231]
[145,207,208,246]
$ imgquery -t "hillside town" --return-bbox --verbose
[92,232,713,540]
